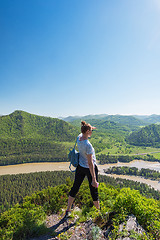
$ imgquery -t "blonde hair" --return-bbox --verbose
[81,121,92,134]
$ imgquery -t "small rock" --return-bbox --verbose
[116,214,146,240]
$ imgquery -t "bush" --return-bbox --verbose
[0,202,46,240]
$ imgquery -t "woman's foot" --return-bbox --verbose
[64,210,71,219]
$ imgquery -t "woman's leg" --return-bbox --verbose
[86,165,100,209]
[66,195,75,212]
[67,165,85,210]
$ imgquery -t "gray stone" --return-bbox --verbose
[116,214,146,240]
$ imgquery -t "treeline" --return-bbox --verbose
[0,171,74,213]
[99,174,160,200]
[97,154,117,163]
[1,171,160,214]
[104,166,160,181]
[97,153,160,164]
[0,181,160,239]
[0,138,70,165]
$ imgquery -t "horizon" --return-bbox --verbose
[1,0,160,117]
[0,109,160,119]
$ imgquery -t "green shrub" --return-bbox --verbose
[0,182,160,239]
[0,202,46,240]
[114,188,160,239]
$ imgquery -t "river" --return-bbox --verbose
[98,160,160,191]
[0,160,160,191]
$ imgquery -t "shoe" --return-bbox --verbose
[64,210,71,219]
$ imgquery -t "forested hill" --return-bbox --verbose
[144,114,160,124]
[102,115,147,130]
[0,110,78,141]
[0,111,79,165]
[127,124,160,147]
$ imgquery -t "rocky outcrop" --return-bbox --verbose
[29,213,147,240]
[106,214,146,240]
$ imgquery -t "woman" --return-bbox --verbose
[65,121,100,218]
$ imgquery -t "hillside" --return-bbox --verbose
[103,115,148,130]
[1,171,160,214]
[0,111,79,165]
[65,118,132,154]
[135,114,160,124]
[69,118,130,135]
[127,124,160,147]
[62,114,148,131]
[0,110,78,141]
[0,178,159,239]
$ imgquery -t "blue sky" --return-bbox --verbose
[1,0,160,118]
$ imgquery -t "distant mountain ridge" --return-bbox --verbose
[62,114,109,122]
[62,113,160,123]
[142,114,160,124]
[62,114,149,131]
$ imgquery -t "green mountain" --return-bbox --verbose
[0,110,79,165]
[102,115,148,130]
[63,114,148,131]
[0,110,78,141]
[127,123,160,147]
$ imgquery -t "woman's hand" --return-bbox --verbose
[92,179,99,188]
[87,154,99,188]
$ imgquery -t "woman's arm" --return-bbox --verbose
[87,154,98,188]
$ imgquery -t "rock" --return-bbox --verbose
[116,214,146,240]
[84,219,105,240]
[28,212,147,240]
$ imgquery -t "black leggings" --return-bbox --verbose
[69,164,99,201]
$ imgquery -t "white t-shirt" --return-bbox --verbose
[77,133,96,168]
